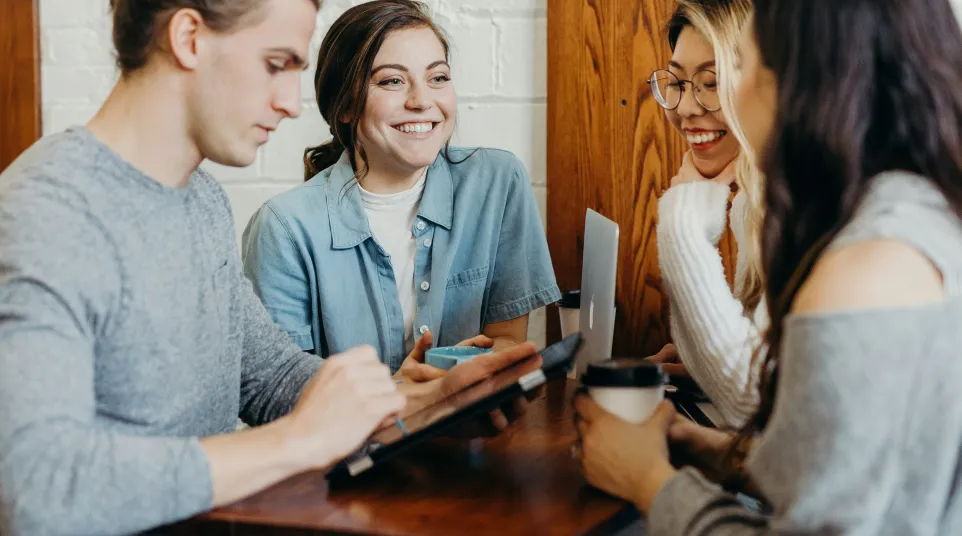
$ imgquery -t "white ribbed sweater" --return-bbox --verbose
[657,181,768,427]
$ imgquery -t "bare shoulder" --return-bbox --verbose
[791,239,944,315]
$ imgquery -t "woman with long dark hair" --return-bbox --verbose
[576,0,962,532]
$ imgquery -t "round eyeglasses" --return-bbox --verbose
[647,69,721,112]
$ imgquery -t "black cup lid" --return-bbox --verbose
[558,289,581,308]
[581,358,665,387]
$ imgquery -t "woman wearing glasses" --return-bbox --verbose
[648,0,766,428]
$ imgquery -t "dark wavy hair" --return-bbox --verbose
[734,0,962,457]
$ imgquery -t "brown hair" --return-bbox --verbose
[730,0,962,474]
[108,0,321,74]
[304,0,451,181]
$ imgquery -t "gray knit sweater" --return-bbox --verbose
[0,128,321,535]
[649,171,962,535]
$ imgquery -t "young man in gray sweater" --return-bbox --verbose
[0,1,540,534]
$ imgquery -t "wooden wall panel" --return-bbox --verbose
[0,0,42,173]
[547,0,736,357]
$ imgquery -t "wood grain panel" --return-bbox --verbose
[0,0,41,173]
[547,0,737,357]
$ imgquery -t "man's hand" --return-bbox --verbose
[284,346,405,471]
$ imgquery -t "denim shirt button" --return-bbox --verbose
[419,325,429,335]
[420,281,430,291]
[416,220,427,231]
[423,238,432,248]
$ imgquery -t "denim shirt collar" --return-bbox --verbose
[326,151,454,250]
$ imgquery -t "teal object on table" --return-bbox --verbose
[425,346,493,370]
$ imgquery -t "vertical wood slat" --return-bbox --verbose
[0,0,42,173]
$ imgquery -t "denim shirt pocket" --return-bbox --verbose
[442,264,490,343]
[446,264,489,288]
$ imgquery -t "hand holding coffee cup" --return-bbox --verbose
[572,391,678,512]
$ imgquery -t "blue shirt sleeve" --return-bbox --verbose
[241,204,315,351]
[484,159,562,323]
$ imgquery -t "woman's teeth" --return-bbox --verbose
[686,130,726,144]
[395,122,435,134]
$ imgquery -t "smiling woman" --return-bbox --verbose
[300,1,457,184]
[242,0,561,374]
[649,0,769,428]
[657,28,739,176]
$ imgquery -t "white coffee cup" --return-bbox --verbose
[558,290,581,339]
[581,359,666,424]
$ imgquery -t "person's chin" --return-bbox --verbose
[690,147,737,178]
[393,148,441,170]
[686,154,722,178]
[208,146,257,169]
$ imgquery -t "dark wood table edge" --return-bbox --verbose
[159,504,642,536]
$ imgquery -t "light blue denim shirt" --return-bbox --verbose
[242,147,561,372]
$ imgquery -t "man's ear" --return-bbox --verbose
[166,8,205,70]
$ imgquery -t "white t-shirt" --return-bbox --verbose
[358,173,427,353]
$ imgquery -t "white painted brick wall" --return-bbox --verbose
[39,0,550,345]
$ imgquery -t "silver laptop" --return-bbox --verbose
[574,209,620,378]
[571,210,724,427]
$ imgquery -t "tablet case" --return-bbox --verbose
[327,333,585,480]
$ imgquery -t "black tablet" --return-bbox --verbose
[327,333,585,480]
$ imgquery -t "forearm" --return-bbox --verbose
[635,462,678,514]
[669,426,762,503]
[482,314,529,351]
[490,336,522,351]
[0,291,217,534]
[4,402,320,535]
[238,277,323,426]
[240,349,320,426]
[0,423,214,536]
[658,183,761,426]
[200,416,315,507]
[646,468,769,536]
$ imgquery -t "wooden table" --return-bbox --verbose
[166,380,637,535]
